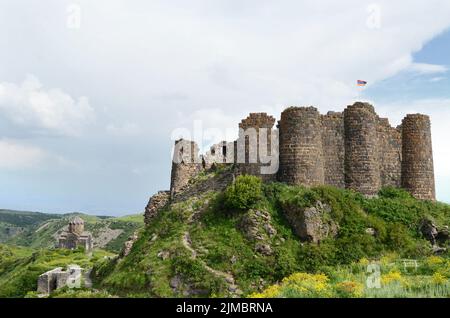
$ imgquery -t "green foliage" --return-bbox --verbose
[2,211,143,253]
[4,177,449,298]
[92,182,449,298]
[0,209,63,227]
[49,288,113,298]
[223,175,263,211]
[378,187,413,200]
[252,255,450,298]
[0,244,113,298]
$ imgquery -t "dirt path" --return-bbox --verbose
[181,231,241,295]
[181,200,241,296]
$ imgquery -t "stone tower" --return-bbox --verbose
[237,113,277,180]
[343,102,381,196]
[170,139,202,198]
[68,216,84,235]
[278,107,325,186]
[401,114,436,200]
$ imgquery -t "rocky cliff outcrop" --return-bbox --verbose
[144,191,170,226]
[238,209,277,256]
[282,201,338,243]
[420,218,449,253]
[120,232,139,258]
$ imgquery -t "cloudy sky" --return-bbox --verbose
[1,1,450,215]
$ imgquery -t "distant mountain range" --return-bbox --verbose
[0,209,144,253]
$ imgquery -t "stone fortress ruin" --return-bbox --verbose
[145,101,435,225]
[37,265,82,295]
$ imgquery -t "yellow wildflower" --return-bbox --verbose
[335,281,364,298]
[249,285,281,298]
[358,258,370,266]
[432,272,447,285]
[381,270,404,285]
[426,256,444,266]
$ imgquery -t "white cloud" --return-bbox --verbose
[0,139,46,169]
[429,76,446,82]
[2,1,450,126]
[1,1,450,210]
[0,75,95,136]
[106,122,141,136]
[408,63,448,75]
[0,138,77,170]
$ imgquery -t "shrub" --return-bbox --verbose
[334,281,364,298]
[386,223,419,256]
[250,272,333,298]
[381,270,405,286]
[432,272,447,285]
[223,175,263,211]
[378,187,413,200]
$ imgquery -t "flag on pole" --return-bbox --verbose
[357,80,367,86]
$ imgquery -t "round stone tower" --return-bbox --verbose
[344,102,381,196]
[68,216,84,235]
[278,106,325,186]
[401,114,435,200]
[170,139,202,198]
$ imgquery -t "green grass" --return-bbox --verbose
[92,180,449,298]
[4,213,143,253]
[2,175,449,298]
[114,214,144,223]
[0,209,63,227]
[0,244,114,297]
[251,254,450,298]
[93,193,227,297]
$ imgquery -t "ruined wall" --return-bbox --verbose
[321,112,345,188]
[202,140,236,170]
[401,114,436,200]
[170,139,202,198]
[37,266,82,295]
[37,267,61,294]
[144,191,170,225]
[344,102,381,196]
[377,118,402,187]
[162,103,434,204]
[278,107,325,186]
[237,113,277,181]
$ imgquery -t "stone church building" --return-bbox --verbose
[57,216,93,251]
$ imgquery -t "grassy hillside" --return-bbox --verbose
[251,254,450,298]
[0,244,113,298]
[0,210,63,242]
[0,210,144,253]
[91,175,450,298]
[1,174,448,298]
[0,209,64,227]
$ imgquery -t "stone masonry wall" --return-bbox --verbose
[321,112,345,188]
[237,113,277,181]
[144,191,171,225]
[163,103,435,206]
[401,114,436,200]
[278,107,325,186]
[170,139,202,198]
[377,118,402,187]
[344,102,381,196]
